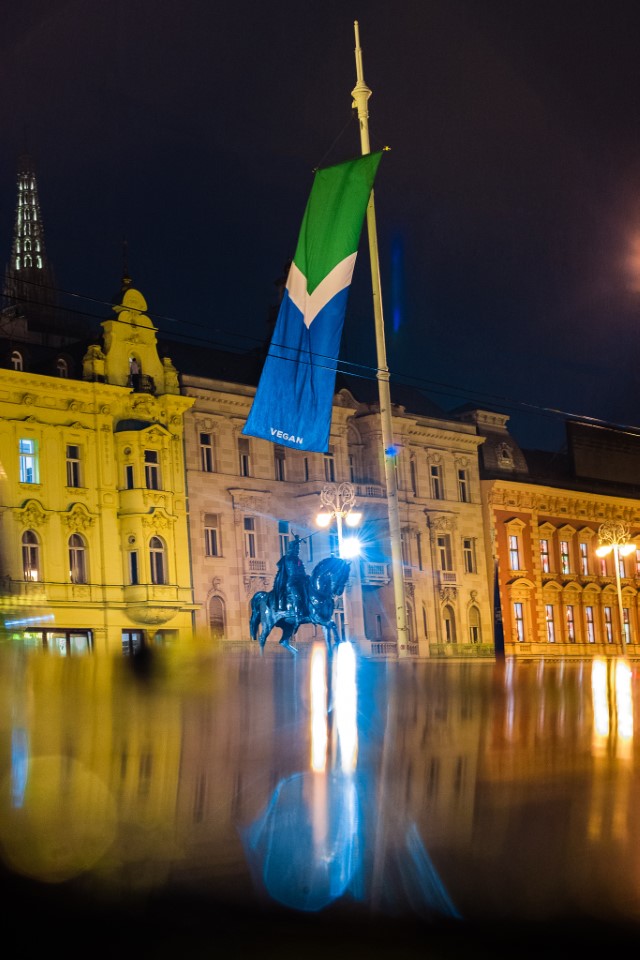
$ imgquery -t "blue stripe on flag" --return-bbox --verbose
[243,287,350,452]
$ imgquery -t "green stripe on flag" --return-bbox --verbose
[293,152,382,296]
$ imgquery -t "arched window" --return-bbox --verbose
[11,350,23,371]
[22,530,40,581]
[149,536,166,585]
[68,533,88,584]
[468,605,482,644]
[208,596,226,640]
[56,357,68,378]
[443,605,457,644]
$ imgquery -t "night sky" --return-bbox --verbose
[3,0,640,451]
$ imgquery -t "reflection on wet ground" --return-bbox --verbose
[1,642,640,954]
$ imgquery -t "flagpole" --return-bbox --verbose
[352,20,410,659]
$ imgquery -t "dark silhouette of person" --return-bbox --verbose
[273,536,310,620]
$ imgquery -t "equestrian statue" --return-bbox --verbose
[249,536,351,653]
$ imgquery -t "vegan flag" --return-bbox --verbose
[243,151,382,453]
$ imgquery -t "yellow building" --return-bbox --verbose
[0,279,196,654]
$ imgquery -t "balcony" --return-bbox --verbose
[437,571,457,588]
[128,374,155,394]
[360,561,389,584]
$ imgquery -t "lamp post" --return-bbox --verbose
[596,520,635,656]
[316,482,362,641]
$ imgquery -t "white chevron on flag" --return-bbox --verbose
[287,254,357,328]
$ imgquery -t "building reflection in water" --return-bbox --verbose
[1,646,640,931]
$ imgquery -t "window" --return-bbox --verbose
[457,468,469,502]
[410,459,418,496]
[509,534,521,571]
[204,514,221,557]
[430,464,444,499]
[585,606,595,643]
[604,606,613,643]
[66,444,81,487]
[238,438,251,477]
[125,464,134,489]
[144,450,160,490]
[579,542,589,576]
[56,357,68,378]
[416,532,424,571]
[618,554,626,579]
[348,454,356,483]
[437,534,453,571]
[68,533,87,584]
[274,445,286,481]
[422,605,428,639]
[539,539,550,573]
[19,438,39,483]
[545,604,555,643]
[209,596,225,640]
[278,520,290,556]
[623,607,631,645]
[560,540,570,574]
[401,530,410,567]
[599,556,607,577]
[635,548,640,577]
[513,602,525,642]
[199,433,214,472]
[469,606,481,644]
[11,350,23,371]
[566,605,575,642]
[463,537,476,574]
[443,606,456,643]
[128,551,139,585]
[22,530,40,581]
[149,536,166,585]
[323,448,335,482]
[244,517,256,559]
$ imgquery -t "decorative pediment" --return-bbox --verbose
[62,502,97,532]
[142,508,176,531]
[14,499,47,528]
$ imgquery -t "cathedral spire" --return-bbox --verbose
[3,152,58,336]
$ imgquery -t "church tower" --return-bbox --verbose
[1,152,81,344]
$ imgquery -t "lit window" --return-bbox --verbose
[604,606,613,643]
[560,540,570,574]
[513,602,525,642]
[19,438,38,484]
[566,605,575,642]
[68,534,88,584]
[545,604,555,643]
[579,542,589,575]
[22,530,40,581]
[539,539,550,573]
[585,606,595,643]
[509,534,520,571]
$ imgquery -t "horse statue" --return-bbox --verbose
[250,556,351,653]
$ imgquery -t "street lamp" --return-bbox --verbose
[596,520,635,656]
[316,482,362,559]
[316,482,362,641]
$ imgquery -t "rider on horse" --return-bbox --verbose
[273,535,310,620]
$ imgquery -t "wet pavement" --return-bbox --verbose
[1,640,640,955]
